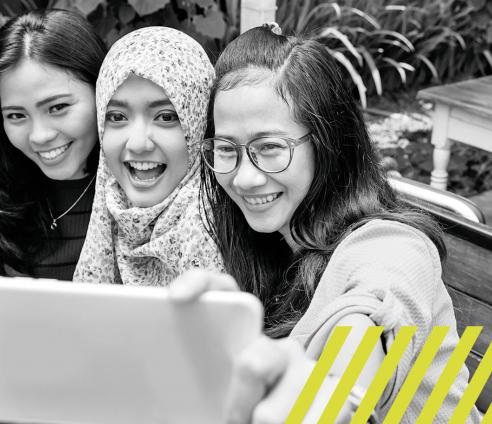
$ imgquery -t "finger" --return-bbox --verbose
[167,269,239,301]
[225,336,290,424]
[252,339,313,424]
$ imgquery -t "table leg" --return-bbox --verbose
[430,104,451,191]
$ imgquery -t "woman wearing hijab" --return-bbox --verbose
[74,27,223,286]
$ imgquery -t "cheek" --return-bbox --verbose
[69,106,97,140]
[102,131,122,163]
[3,124,25,149]
[214,173,231,193]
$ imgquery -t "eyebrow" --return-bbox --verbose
[1,94,73,111]
[107,98,174,109]
[214,129,289,141]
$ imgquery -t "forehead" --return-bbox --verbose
[110,74,169,103]
[0,58,87,102]
[213,81,296,131]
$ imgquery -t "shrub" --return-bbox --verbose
[0,0,239,60]
[277,0,492,106]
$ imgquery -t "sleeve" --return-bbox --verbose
[290,220,474,420]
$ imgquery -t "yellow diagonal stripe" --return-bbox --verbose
[450,340,492,424]
[482,402,492,424]
[383,326,449,423]
[417,326,483,423]
[318,326,385,423]
[351,326,416,423]
[285,326,352,424]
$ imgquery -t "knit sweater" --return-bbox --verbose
[290,219,480,423]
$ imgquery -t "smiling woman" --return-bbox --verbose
[103,75,188,208]
[73,26,223,286]
[0,9,106,280]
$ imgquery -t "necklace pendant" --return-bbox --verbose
[50,220,58,230]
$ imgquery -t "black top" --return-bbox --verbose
[31,175,95,281]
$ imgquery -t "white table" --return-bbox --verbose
[417,76,492,190]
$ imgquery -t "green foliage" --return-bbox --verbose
[0,0,239,60]
[380,135,492,196]
[277,0,492,106]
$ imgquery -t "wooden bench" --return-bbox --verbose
[417,76,492,191]
[399,184,492,413]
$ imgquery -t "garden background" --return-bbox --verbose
[2,0,492,200]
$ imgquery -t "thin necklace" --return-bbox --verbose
[47,174,96,230]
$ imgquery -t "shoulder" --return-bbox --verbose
[316,219,443,310]
[333,219,441,274]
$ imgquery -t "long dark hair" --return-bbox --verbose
[0,9,106,274]
[201,25,446,338]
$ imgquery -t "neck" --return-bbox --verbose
[278,228,299,252]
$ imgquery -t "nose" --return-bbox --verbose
[232,150,267,190]
[28,118,57,145]
[125,119,155,154]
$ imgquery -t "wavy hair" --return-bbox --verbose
[0,9,106,274]
[200,25,446,338]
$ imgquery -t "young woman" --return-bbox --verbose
[170,25,480,422]
[73,27,222,286]
[0,9,106,280]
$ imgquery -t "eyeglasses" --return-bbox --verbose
[200,133,311,174]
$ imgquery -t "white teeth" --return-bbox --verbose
[38,143,71,160]
[128,161,162,170]
[244,193,281,205]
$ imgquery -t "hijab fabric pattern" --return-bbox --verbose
[74,27,223,285]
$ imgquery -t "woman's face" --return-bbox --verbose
[0,59,97,180]
[102,75,188,208]
[213,81,315,246]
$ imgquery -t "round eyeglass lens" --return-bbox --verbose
[249,137,291,172]
[203,138,239,173]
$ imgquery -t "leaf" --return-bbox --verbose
[128,0,168,16]
[382,57,406,84]
[51,0,78,12]
[52,0,102,15]
[373,29,415,52]
[470,0,486,10]
[297,2,340,33]
[481,49,492,68]
[73,0,102,15]
[195,0,215,8]
[358,46,382,95]
[416,54,439,82]
[193,10,226,39]
[118,3,136,24]
[327,48,367,109]
[318,27,363,66]
[0,13,8,27]
[347,7,380,29]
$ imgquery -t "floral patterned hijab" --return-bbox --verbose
[74,27,223,285]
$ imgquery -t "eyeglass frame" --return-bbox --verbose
[199,132,312,174]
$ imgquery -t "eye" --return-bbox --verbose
[255,140,287,155]
[49,103,69,114]
[155,110,179,123]
[105,111,127,123]
[5,112,26,121]
[214,141,237,157]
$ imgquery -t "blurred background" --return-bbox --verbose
[1,0,492,203]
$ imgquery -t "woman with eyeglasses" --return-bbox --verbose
[170,24,480,423]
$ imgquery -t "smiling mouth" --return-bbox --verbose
[243,193,282,205]
[125,161,167,181]
[37,142,73,160]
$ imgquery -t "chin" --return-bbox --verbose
[244,218,280,234]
